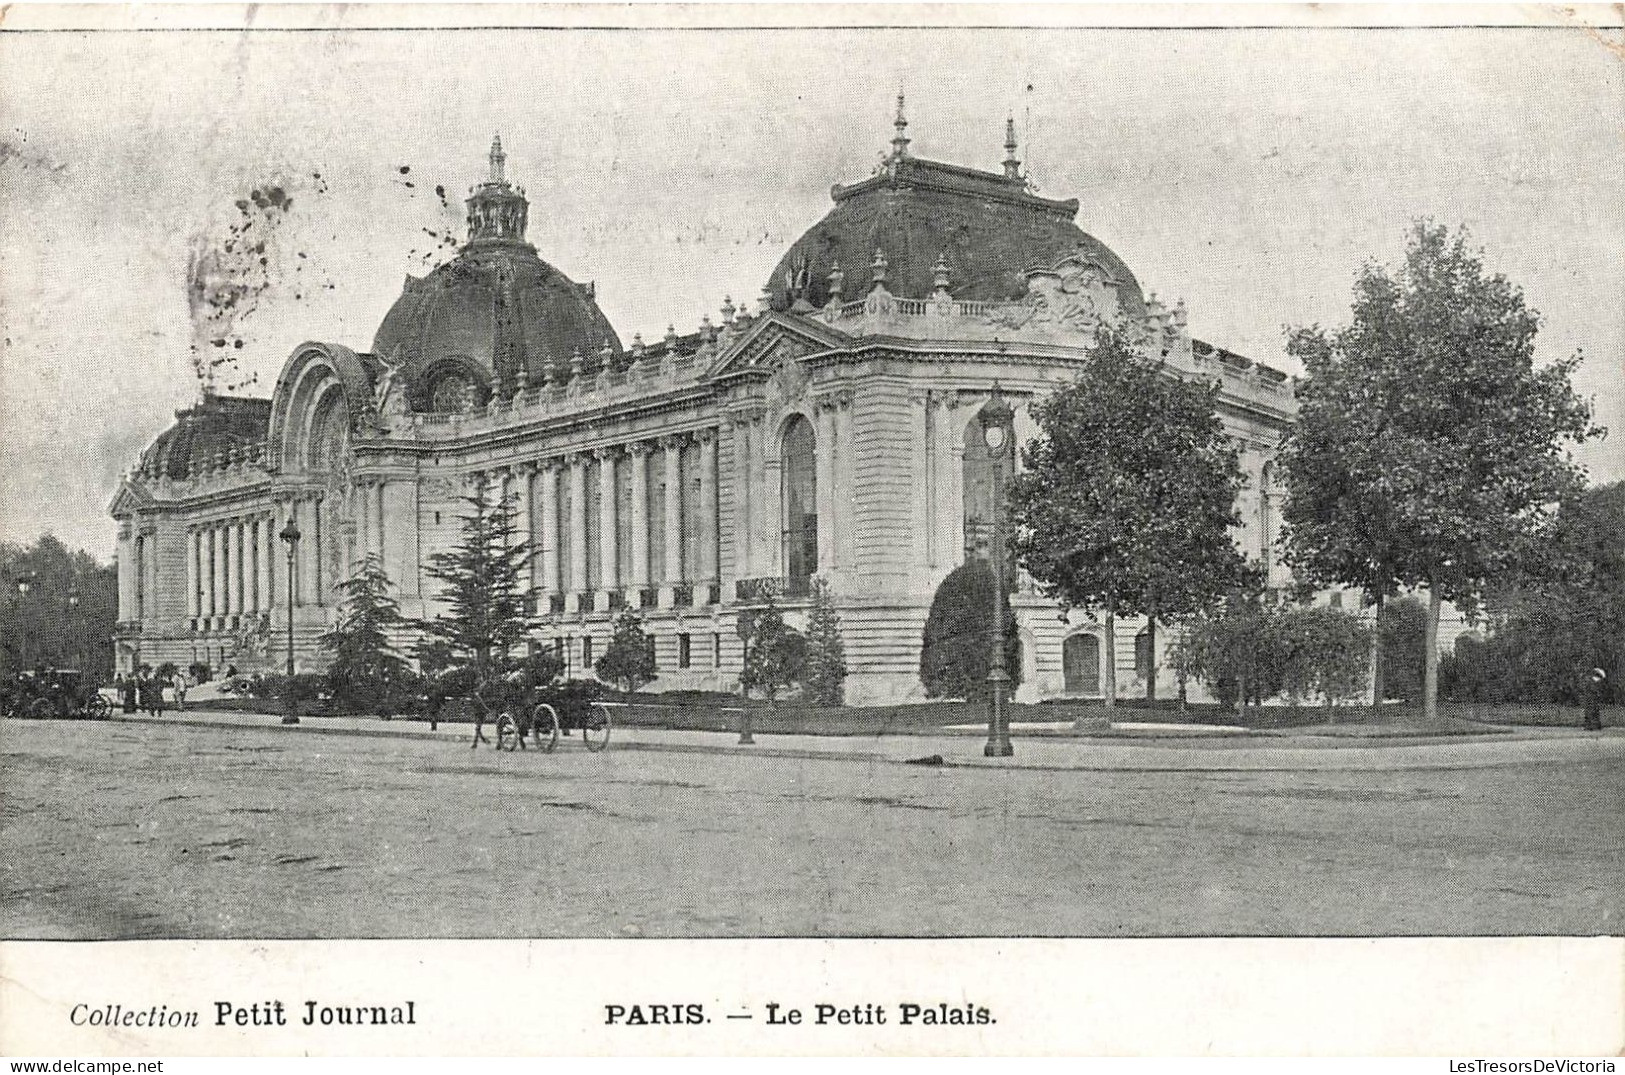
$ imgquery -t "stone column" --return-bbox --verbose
[697,428,719,588]
[231,519,246,618]
[381,481,420,598]
[731,416,753,581]
[814,403,836,573]
[357,482,373,563]
[212,521,228,620]
[538,461,561,598]
[568,454,588,613]
[516,463,536,591]
[250,516,264,613]
[371,483,386,569]
[628,442,651,602]
[116,523,134,623]
[908,392,930,584]
[185,527,199,620]
[661,435,684,607]
[945,399,965,567]
[596,448,619,608]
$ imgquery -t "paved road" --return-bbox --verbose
[2,719,1620,938]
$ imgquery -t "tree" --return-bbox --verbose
[417,472,535,685]
[596,607,657,693]
[1278,221,1599,722]
[1379,597,1428,703]
[919,559,1021,703]
[803,576,848,706]
[1009,322,1253,712]
[738,591,807,704]
[319,553,410,715]
[1,534,117,680]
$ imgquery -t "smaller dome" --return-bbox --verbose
[140,395,271,478]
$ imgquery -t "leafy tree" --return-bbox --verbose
[738,590,807,704]
[1009,322,1253,709]
[1,534,117,679]
[1278,221,1598,722]
[416,472,535,687]
[803,576,848,705]
[919,559,1021,703]
[319,553,410,715]
[595,607,658,693]
[1443,481,1625,705]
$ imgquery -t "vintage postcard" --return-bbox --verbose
[1,3,1621,1060]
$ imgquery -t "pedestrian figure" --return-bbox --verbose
[172,670,188,712]
[1583,667,1607,732]
[119,672,137,714]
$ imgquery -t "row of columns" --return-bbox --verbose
[478,428,720,612]
[185,514,277,623]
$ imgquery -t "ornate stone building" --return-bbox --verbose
[111,112,1297,704]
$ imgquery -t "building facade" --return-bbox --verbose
[111,113,1298,704]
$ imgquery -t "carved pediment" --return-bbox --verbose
[107,480,157,518]
[708,311,849,379]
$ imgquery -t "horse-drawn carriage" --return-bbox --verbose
[1,669,110,720]
[431,672,611,753]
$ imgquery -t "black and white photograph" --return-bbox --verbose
[0,4,1621,1058]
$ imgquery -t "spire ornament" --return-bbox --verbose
[890,92,910,159]
[1002,115,1021,180]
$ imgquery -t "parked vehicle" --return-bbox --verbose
[2,669,110,720]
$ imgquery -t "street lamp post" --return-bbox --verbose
[279,517,301,725]
[67,588,83,671]
[979,385,1016,758]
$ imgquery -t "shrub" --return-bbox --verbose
[245,672,327,704]
[920,560,1022,702]
[187,661,212,685]
[1277,606,1373,709]
[739,591,807,703]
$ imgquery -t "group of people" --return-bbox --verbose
[114,667,188,716]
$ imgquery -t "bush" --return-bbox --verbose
[155,661,179,681]
[188,661,213,685]
[245,672,328,705]
[739,592,807,703]
[920,560,1022,702]
[1277,606,1373,708]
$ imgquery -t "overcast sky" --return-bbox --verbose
[2,21,1620,559]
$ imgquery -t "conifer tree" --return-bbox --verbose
[319,553,409,715]
[803,575,848,706]
[596,607,658,693]
[417,472,535,686]
[739,589,807,704]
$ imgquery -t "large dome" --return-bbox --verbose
[371,137,623,411]
[767,150,1146,317]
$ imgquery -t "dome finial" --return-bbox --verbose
[489,133,506,184]
[1002,115,1021,180]
[890,91,910,159]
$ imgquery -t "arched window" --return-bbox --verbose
[781,415,818,583]
[1063,634,1101,695]
[963,416,1016,560]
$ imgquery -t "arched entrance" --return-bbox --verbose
[781,414,817,583]
[1063,633,1101,695]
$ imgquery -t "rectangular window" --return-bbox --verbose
[582,635,595,669]
[678,633,692,669]
[1330,591,1344,609]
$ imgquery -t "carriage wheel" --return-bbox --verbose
[582,702,611,753]
[495,713,522,752]
[531,703,561,753]
[87,694,112,720]
[29,697,57,720]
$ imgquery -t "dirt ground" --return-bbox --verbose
[2,719,1620,938]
